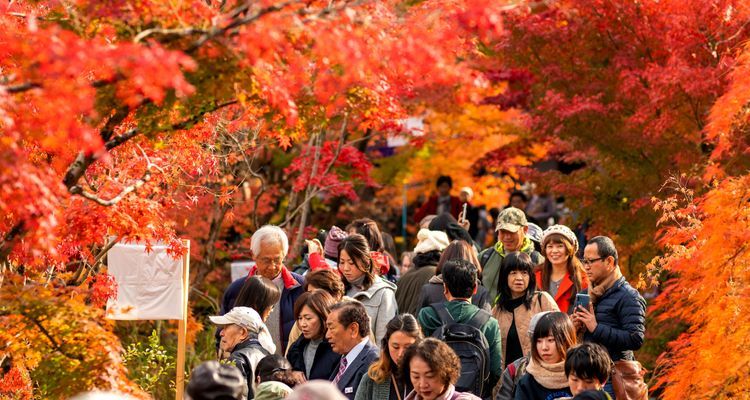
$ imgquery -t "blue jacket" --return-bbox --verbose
[583,276,646,361]
[221,267,305,351]
[286,336,340,380]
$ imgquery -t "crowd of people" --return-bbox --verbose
[182,177,647,400]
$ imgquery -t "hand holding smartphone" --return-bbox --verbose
[574,293,590,311]
[459,202,468,223]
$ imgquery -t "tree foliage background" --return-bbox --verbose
[2,0,750,398]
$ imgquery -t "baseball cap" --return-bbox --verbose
[495,207,528,232]
[208,306,260,330]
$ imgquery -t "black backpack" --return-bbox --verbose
[430,302,492,398]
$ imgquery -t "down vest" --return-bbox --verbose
[582,276,646,362]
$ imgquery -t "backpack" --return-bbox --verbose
[430,302,492,398]
[479,248,494,269]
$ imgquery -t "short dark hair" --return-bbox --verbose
[293,290,336,339]
[587,236,618,265]
[565,343,612,384]
[401,338,460,386]
[187,361,245,400]
[531,312,577,364]
[497,252,538,309]
[510,190,528,202]
[572,390,612,400]
[442,259,477,299]
[234,276,281,316]
[330,301,371,338]
[436,175,453,188]
[256,354,292,382]
[303,269,345,300]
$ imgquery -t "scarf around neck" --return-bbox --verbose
[494,236,534,256]
[525,356,569,389]
[589,267,623,305]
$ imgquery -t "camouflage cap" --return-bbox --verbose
[495,207,528,232]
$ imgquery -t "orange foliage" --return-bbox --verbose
[0,276,147,398]
[648,176,750,399]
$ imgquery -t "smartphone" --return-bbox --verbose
[460,203,468,222]
[575,293,590,311]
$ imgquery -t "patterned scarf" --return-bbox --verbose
[589,267,623,305]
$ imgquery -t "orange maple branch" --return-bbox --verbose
[20,312,84,361]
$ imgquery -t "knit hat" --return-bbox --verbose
[527,222,543,244]
[496,207,528,232]
[542,224,579,253]
[527,311,552,338]
[324,226,347,259]
[186,361,246,400]
[414,229,450,254]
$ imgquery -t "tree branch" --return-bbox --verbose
[2,82,42,94]
[21,312,84,361]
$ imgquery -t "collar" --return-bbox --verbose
[343,337,370,368]
[248,265,299,289]
[494,236,534,256]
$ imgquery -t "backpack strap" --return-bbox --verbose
[466,309,492,330]
[429,302,455,325]
[480,248,493,268]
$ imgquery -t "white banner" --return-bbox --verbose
[230,260,255,282]
[106,241,185,320]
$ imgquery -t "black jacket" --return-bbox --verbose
[229,339,270,399]
[583,276,647,361]
[514,374,571,400]
[287,336,340,380]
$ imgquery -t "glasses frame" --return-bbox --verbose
[581,256,605,266]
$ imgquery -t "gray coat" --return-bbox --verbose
[354,373,391,400]
[351,277,398,346]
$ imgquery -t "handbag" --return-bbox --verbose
[611,360,648,400]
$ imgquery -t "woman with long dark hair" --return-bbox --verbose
[338,234,398,345]
[514,312,577,400]
[536,225,588,313]
[492,252,559,367]
[286,289,340,380]
[355,314,423,400]
[234,275,281,319]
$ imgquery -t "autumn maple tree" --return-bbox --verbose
[0,0,510,396]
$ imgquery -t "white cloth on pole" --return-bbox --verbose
[106,241,184,320]
[230,260,255,282]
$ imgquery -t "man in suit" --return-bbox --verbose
[326,301,379,400]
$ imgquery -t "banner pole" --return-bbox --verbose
[175,240,190,400]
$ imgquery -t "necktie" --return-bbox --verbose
[333,357,348,384]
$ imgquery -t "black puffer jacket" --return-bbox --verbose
[583,276,646,362]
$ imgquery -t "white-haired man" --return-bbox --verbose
[220,225,304,352]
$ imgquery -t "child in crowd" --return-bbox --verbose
[563,343,613,399]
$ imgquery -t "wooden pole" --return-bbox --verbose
[175,240,190,400]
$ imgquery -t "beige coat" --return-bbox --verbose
[492,291,559,367]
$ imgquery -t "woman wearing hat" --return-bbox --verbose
[537,225,588,314]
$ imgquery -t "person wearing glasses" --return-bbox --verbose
[572,236,646,398]
[221,225,306,352]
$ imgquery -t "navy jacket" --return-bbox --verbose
[221,267,305,351]
[329,341,379,400]
[583,276,647,361]
[287,336,340,380]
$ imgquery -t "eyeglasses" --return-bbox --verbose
[257,256,284,266]
[581,257,604,266]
